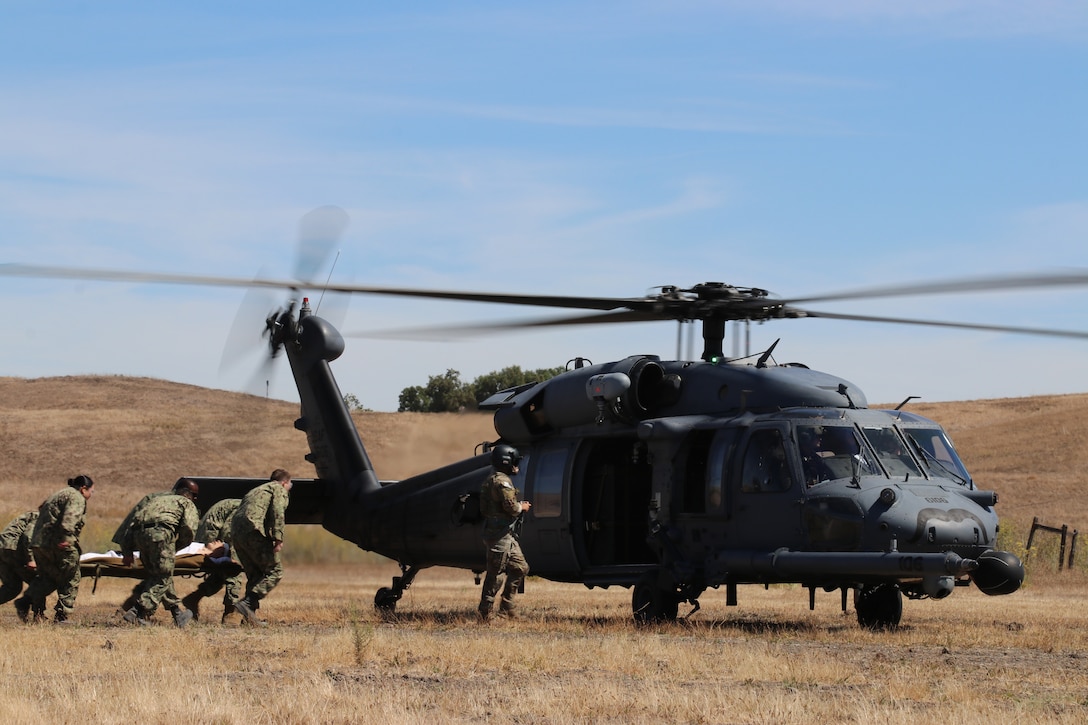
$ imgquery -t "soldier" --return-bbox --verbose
[231,469,292,626]
[118,478,200,628]
[112,486,173,613]
[0,510,39,607]
[477,444,531,621]
[15,474,95,624]
[181,497,242,623]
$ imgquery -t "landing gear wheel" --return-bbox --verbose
[632,571,679,624]
[854,583,903,630]
[374,587,398,615]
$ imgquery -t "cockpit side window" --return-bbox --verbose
[740,428,793,493]
[796,424,879,486]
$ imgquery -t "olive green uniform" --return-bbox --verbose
[119,492,199,616]
[478,470,530,617]
[231,482,289,604]
[0,511,38,605]
[19,487,87,619]
[186,498,243,609]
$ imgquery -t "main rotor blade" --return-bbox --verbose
[295,205,349,284]
[800,309,1088,339]
[781,270,1088,306]
[0,263,640,310]
[347,310,660,340]
[0,263,305,291]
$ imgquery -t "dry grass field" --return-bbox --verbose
[2,376,1088,723]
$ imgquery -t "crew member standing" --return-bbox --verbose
[15,474,95,624]
[477,444,531,621]
[120,478,200,628]
[0,510,38,607]
[231,469,292,626]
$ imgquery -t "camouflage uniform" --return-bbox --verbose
[19,487,88,620]
[119,492,199,617]
[0,511,38,605]
[478,470,530,618]
[112,490,169,614]
[113,491,170,552]
[231,482,289,605]
[183,498,243,617]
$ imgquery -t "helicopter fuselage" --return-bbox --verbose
[193,304,1023,628]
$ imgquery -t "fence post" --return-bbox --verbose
[1027,516,1040,550]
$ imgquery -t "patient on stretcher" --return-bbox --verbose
[79,541,237,578]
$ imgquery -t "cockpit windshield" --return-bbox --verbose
[796,425,879,487]
[861,426,924,479]
[903,427,971,485]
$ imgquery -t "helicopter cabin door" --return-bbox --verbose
[572,436,656,570]
[520,442,579,575]
[729,424,806,549]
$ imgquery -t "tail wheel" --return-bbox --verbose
[632,571,680,624]
[854,583,903,630]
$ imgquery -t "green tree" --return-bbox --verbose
[397,386,427,413]
[343,393,368,412]
[471,365,566,404]
[397,369,476,412]
[398,365,566,412]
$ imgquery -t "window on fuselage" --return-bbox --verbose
[904,427,971,485]
[740,429,793,493]
[706,428,740,512]
[861,426,923,479]
[796,424,879,486]
[531,450,564,517]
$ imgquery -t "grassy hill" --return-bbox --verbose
[2,375,1085,556]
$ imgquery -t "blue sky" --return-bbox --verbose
[2,2,1088,411]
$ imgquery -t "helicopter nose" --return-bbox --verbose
[916,510,986,547]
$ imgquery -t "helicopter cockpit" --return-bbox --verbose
[797,425,878,486]
[794,418,971,488]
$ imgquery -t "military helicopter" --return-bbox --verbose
[5,253,1088,629]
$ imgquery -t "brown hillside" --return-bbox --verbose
[1,376,1084,542]
[0,375,495,523]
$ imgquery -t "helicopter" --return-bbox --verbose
[5,257,1088,630]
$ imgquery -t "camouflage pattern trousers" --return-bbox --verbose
[133,528,182,614]
[0,550,36,605]
[478,533,530,614]
[189,557,243,606]
[24,544,81,615]
[233,529,283,601]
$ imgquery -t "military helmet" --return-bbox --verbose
[490,443,522,472]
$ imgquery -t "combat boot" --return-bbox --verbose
[122,605,152,626]
[233,597,266,627]
[221,603,237,625]
[53,609,70,625]
[171,607,194,629]
[497,601,517,619]
[118,592,138,615]
[181,591,202,621]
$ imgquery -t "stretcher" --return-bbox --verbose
[79,543,242,590]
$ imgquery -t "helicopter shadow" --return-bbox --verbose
[372,607,885,637]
